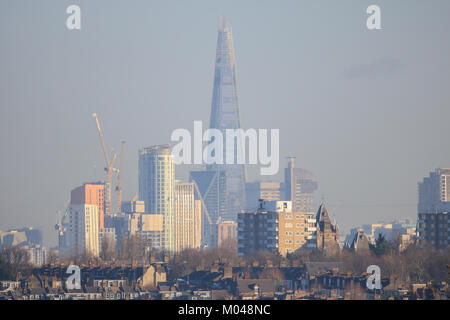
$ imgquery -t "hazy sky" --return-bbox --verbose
[1,1,450,246]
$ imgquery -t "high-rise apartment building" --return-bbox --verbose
[138,145,175,252]
[174,181,202,252]
[417,212,449,249]
[71,183,105,229]
[67,204,100,257]
[284,158,318,213]
[417,169,450,249]
[238,200,318,256]
[418,168,450,214]
[237,203,279,256]
[206,18,246,222]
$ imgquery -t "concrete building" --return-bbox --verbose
[284,158,318,213]
[418,168,450,214]
[216,220,237,247]
[174,181,202,252]
[67,204,100,257]
[417,212,449,249]
[22,245,48,266]
[417,169,450,249]
[277,206,316,256]
[0,227,42,248]
[121,200,145,214]
[237,202,279,256]
[237,201,322,257]
[71,183,105,229]
[139,145,175,253]
[129,213,164,250]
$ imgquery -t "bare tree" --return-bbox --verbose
[101,236,117,262]
[1,245,32,277]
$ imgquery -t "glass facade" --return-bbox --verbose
[207,18,246,221]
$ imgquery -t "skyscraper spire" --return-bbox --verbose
[207,17,246,221]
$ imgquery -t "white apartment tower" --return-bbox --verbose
[174,181,202,252]
[68,204,100,257]
[138,145,175,253]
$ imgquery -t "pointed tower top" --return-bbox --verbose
[316,203,329,220]
[219,16,230,31]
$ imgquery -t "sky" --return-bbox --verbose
[1,0,450,246]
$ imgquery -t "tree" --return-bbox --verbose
[370,234,392,256]
[101,236,117,262]
[1,245,32,278]
[0,254,14,280]
[47,250,59,265]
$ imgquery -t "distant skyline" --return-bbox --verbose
[1,1,450,246]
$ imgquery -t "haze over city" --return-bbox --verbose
[1,0,450,246]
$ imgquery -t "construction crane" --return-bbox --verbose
[92,113,117,216]
[115,140,125,213]
[55,201,70,253]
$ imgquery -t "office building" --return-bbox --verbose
[245,182,282,211]
[206,18,246,221]
[284,158,318,213]
[189,170,227,247]
[139,145,175,252]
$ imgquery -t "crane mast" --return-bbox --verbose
[117,140,125,213]
[92,113,116,216]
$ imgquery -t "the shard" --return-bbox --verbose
[206,17,246,221]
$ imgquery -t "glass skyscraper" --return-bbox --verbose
[206,18,246,221]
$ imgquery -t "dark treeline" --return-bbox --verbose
[1,236,449,286]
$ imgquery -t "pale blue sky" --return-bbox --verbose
[1,1,450,245]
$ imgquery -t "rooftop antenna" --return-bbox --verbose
[219,16,229,31]
[286,157,296,204]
